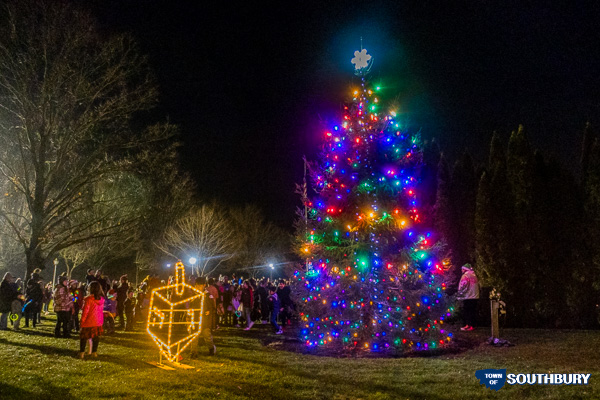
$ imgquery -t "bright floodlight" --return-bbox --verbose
[189,257,197,264]
[166,263,171,268]
[269,263,274,269]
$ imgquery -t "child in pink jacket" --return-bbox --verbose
[79,281,105,359]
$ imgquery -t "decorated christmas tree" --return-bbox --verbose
[295,48,454,353]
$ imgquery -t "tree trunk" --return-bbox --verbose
[491,300,500,338]
[25,246,44,280]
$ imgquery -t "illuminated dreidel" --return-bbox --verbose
[147,261,204,363]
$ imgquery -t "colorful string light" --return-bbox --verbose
[297,63,453,353]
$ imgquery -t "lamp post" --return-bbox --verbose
[269,263,274,281]
[52,258,59,288]
[189,257,197,277]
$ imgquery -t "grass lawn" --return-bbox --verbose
[0,315,598,400]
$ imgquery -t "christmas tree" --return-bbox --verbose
[295,48,454,353]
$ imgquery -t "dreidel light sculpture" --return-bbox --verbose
[147,261,204,363]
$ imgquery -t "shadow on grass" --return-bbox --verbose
[101,333,155,351]
[195,352,450,400]
[0,337,75,357]
[12,328,55,339]
[0,336,153,368]
[0,377,74,400]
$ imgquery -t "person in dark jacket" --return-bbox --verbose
[42,282,52,315]
[276,280,293,327]
[25,269,43,328]
[221,276,233,326]
[256,279,269,324]
[115,275,129,330]
[85,269,96,285]
[250,278,260,321]
[0,272,18,330]
[241,280,254,330]
[123,289,135,331]
[268,285,283,334]
[192,277,216,356]
[99,274,110,297]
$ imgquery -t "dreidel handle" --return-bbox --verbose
[175,260,186,296]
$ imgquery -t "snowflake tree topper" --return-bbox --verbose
[351,48,372,75]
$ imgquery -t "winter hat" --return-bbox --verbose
[461,263,473,272]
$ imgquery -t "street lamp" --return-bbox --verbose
[189,257,197,276]
[269,263,274,281]
[52,258,59,288]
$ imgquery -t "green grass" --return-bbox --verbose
[0,316,599,400]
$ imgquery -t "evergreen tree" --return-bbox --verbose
[475,171,495,285]
[583,139,600,320]
[421,139,442,213]
[450,152,477,270]
[434,154,453,263]
[489,131,505,171]
[480,131,526,325]
[295,50,453,353]
[532,153,586,326]
[507,125,534,210]
[506,125,537,325]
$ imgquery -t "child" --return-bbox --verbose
[79,281,105,359]
[69,281,82,333]
[268,285,283,334]
[11,279,24,330]
[103,289,117,334]
[42,282,52,315]
[124,289,135,331]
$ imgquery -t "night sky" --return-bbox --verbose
[90,1,600,229]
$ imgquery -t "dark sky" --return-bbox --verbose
[90,1,600,229]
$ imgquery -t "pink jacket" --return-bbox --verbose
[53,285,73,312]
[80,295,105,328]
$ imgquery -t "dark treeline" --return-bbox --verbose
[424,123,600,329]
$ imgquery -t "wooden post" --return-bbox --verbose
[490,299,500,338]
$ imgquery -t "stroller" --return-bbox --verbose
[103,293,117,334]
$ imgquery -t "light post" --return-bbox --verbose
[269,263,274,281]
[189,257,197,277]
[52,258,59,288]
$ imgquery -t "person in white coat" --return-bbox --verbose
[457,264,479,331]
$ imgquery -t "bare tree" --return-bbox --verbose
[58,246,86,281]
[228,205,289,276]
[157,204,237,277]
[0,1,176,276]
[130,144,196,282]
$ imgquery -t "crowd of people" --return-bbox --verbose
[0,267,296,358]
[180,274,295,334]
